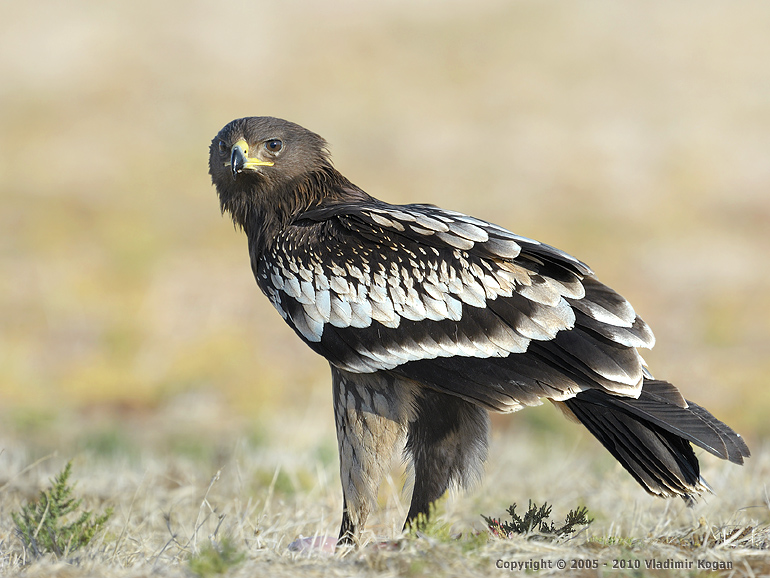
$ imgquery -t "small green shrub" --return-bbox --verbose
[12,461,113,558]
[483,500,593,539]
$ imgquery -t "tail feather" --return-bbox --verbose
[685,400,750,464]
[564,379,749,499]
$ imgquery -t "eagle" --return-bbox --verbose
[208,116,749,546]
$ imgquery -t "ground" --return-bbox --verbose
[0,393,767,577]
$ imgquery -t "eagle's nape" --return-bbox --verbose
[208,116,750,548]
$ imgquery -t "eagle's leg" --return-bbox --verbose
[331,367,415,546]
[404,391,490,530]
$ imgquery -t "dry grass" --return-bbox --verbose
[0,400,768,577]
[2,0,770,576]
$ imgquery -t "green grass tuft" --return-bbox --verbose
[189,538,245,577]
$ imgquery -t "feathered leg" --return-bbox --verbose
[404,391,490,529]
[331,367,417,545]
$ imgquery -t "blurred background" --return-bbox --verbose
[1,0,769,453]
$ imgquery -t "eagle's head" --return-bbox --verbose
[209,116,332,231]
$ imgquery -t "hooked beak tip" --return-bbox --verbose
[230,145,247,179]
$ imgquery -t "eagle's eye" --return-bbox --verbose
[265,139,283,154]
[218,140,227,153]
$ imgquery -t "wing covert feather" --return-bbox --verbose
[256,201,654,408]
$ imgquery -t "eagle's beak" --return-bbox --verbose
[228,139,274,179]
[230,142,248,178]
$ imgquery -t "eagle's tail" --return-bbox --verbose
[562,379,750,501]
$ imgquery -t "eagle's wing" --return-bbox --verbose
[257,201,655,412]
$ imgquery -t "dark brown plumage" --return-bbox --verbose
[208,116,749,546]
